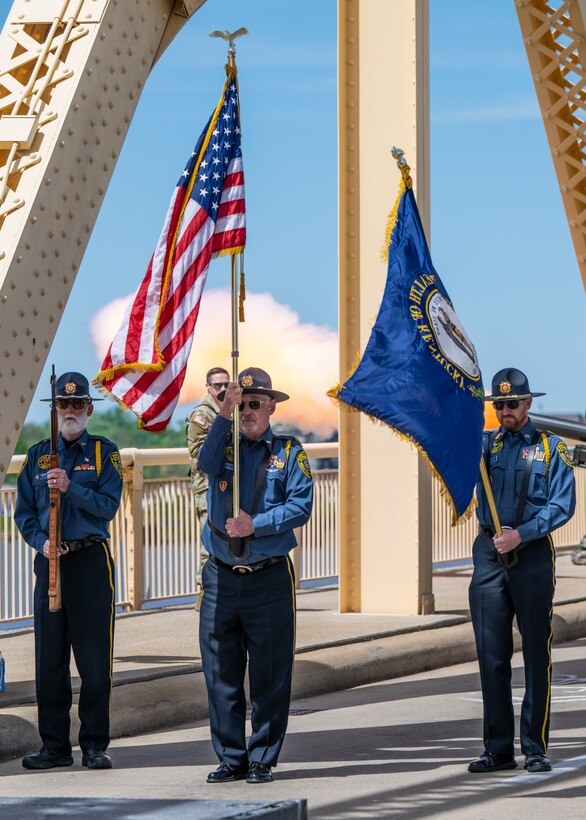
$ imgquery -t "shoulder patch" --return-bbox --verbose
[556,441,573,468]
[191,414,209,429]
[225,445,234,464]
[491,440,503,454]
[296,450,312,479]
[38,454,51,470]
[19,455,28,476]
[110,451,123,478]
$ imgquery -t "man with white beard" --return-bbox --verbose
[15,372,122,771]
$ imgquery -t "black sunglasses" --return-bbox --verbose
[56,398,90,410]
[208,381,230,390]
[493,400,522,411]
[239,399,267,411]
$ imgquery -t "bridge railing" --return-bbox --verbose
[1,443,584,624]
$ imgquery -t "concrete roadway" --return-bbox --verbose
[1,640,586,819]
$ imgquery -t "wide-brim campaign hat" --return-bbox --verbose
[218,367,289,403]
[483,367,545,401]
[41,371,104,402]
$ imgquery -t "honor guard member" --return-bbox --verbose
[186,367,230,595]
[198,367,314,784]
[468,368,576,774]
[15,372,123,771]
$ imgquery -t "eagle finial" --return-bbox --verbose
[209,27,249,66]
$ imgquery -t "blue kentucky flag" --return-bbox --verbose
[331,156,484,521]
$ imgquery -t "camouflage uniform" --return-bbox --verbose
[186,394,220,582]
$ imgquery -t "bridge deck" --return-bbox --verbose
[1,553,586,765]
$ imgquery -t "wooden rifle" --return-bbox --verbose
[48,365,62,612]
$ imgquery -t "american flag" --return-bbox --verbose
[94,68,245,431]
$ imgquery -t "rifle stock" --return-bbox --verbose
[48,365,62,612]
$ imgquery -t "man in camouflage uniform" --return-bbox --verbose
[187,367,230,592]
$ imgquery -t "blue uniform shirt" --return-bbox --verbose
[477,420,576,543]
[199,415,314,564]
[15,430,123,553]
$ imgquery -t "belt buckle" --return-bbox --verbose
[232,564,253,574]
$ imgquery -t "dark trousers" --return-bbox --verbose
[199,556,296,768]
[33,542,115,754]
[469,532,555,757]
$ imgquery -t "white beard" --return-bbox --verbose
[59,411,88,439]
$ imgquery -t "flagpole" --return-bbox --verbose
[231,252,240,517]
[209,27,248,519]
[478,459,502,537]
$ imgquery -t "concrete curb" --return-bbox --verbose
[1,599,585,763]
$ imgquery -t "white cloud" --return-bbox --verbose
[432,98,540,124]
[91,288,339,437]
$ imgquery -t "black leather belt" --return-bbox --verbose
[210,555,285,574]
[61,536,104,553]
[480,525,495,538]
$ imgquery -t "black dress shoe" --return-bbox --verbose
[206,763,247,783]
[468,751,518,773]
[22,750,74,770]
[524,753,551,772]
[82,750,113,770]
[247,762,273,783]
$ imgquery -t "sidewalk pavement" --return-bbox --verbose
[1,552,586,763]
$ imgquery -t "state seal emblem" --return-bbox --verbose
[65,382,76,395]
[499,381,512,395]
[427,293,480,380]
[241,375,254,388]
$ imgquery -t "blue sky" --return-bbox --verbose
[4,0,583,425]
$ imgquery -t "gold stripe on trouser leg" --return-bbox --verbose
[286,555,296,685]
[540,534,556,751]
[101,541,116,701]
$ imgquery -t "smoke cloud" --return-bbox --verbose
[90,288,339,437]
